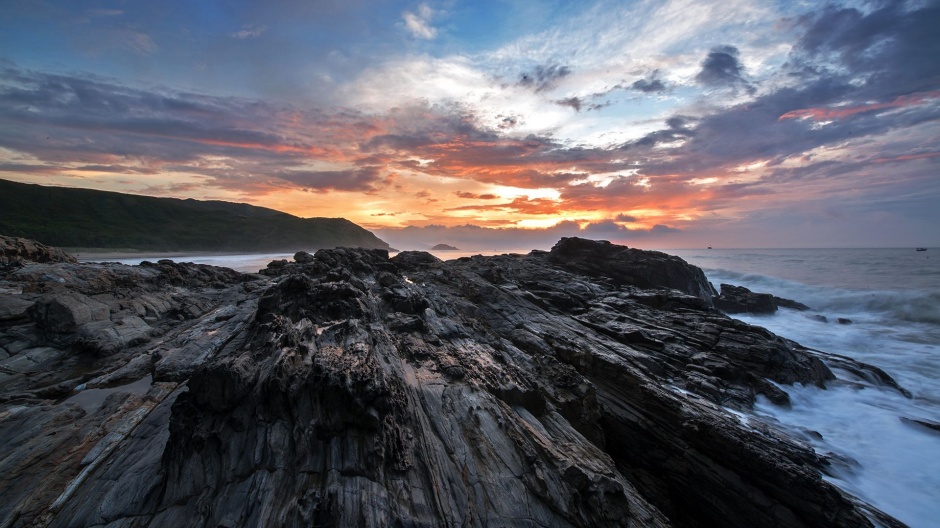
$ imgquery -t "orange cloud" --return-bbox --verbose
[778,91,940,122]
[873,151,940,163]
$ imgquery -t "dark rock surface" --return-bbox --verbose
[714,283,813,314]
[0,237,905,528]
[0,235,77,269]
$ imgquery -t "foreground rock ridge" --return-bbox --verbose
[0,237,904,527]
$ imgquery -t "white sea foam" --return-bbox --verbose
[668,249,940,527]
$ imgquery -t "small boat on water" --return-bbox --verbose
[915,247,928,251]
[707,245,712,249]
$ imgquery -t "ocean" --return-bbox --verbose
[669,248,940,528]
[82,247,940,526]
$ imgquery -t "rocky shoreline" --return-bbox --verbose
[0,235,906,527]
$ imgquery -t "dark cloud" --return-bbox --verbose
[555,97,583,112]
[695,45,755,94]
[615,213,638,222]
[0,163,60,173]
[455,191,499,200]
[518,64,571,92]
[274,166,382,192]
[624,116,696,149]
[790,1,940,99]
[0,65,404,196]
[497,114,523,129]
[616,1,940,185]
[631,71,667,94]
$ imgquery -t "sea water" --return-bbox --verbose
[669,248,940,528]
[81,249,516,273]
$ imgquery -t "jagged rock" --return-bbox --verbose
[547,237,717,304]
[0,235,77,269]
[714,284,813,314]
[777,296,812,311]
[29,292,112,335]
[390,250,443,271]
[714,283,778,314]
[75,315,154,355]
[0,237,907,528]
[900,416,940,433]
[293,250,315,263]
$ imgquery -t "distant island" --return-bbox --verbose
[0,179,391,252]
[431,243,459,251]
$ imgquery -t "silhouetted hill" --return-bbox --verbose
[0,179,391,252]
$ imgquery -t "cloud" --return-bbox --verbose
[374,220,682,251]
[778,91,940,122]
[790,1,940,99]
[695,45,754,94]
[555,97,583,112]
[87,9,123,17]
[275,167,382,192]
[126,31,158,54]
[230,24,267,39]
[403,4,437,39]
[518,64,571,93]
[446,197,563,215]
[496,114,523,129]
[631,71,667,93]
[455,191,499,200]
[2,0,938,245]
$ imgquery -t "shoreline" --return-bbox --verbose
[72,250,259,261]
[67,248,324,261]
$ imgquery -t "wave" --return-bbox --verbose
[704,267,940,326]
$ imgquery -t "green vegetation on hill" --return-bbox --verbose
[0,179,391,252]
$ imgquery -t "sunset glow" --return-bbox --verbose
[1,0,938,249]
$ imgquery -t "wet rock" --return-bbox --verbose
[547,237,717,304]
[714,283,778,314]
[776,296,812,311]
[713,284,813,314]
[0,237,904,528]
[293,250,315,263]
[900,416,940,433]
[30,292,111,335]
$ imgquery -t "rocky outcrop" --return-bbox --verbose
[0,237,905,528]
[713,283,812,314]
[547,237,718,304]
[0,235,77,269]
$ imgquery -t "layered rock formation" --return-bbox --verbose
[0,237,905,527]
[713,283,812,314]
[1,235,77,268]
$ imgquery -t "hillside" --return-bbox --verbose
[0,179,391,252]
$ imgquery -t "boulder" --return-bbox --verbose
[714,283,778,314]
[30,292,111,334]
[547,237,718,304]
[293,250,315,263]
[0,235,77,268]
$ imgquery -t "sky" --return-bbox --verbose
[1,0,938,250]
